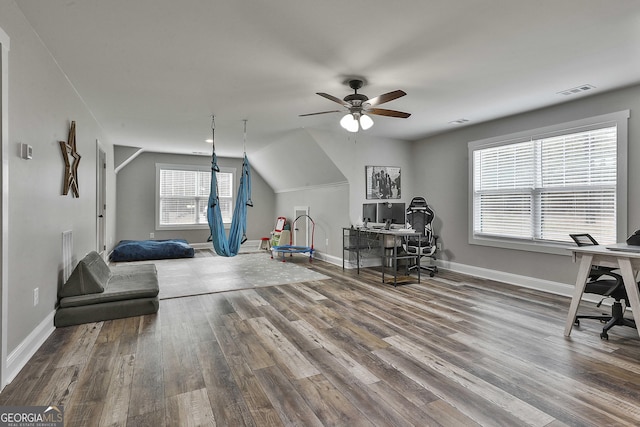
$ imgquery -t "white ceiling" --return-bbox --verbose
[15,0,640,158]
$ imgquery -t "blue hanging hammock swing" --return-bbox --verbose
[207,118,253,257]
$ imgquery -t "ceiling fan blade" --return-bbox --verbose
[366,108,411,118]
[364,90,406,107]
[317,92,350,106]
[299,110,342,117]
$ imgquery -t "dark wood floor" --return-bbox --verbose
[2,258,640,426]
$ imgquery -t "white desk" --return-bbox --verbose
[565,244,640,337]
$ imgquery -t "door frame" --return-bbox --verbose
[96,141,107,257]
[293,206,309,247]
[0,25,10,390]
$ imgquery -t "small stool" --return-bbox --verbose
[259,237,271,251]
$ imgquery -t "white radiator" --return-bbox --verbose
[62,230,73,283]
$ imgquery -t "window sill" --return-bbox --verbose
[469,234,574,256]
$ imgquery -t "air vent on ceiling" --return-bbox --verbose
[448,118,470,125]
[558,84,595,96]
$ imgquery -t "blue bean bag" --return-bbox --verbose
[110,239,194,262]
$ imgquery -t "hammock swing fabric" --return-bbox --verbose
[207,118,253,257]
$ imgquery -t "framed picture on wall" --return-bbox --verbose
[366,166,401,199]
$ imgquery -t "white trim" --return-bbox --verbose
[468,110,630,254]
[96,141,107,257]
[438,259,608,305]
[275,181,349,194]
[313,249,605,306]
[310,251,342,266]
[293,206,309,247]
[191,240,261,251]
[340,256,382,269]
[439,259,572,296]
[155,163,235,230]
[317,251,382,269]
[5,311,55,385]
[0,25,10,390]
[114,147,144,174]
[190,242,212,250]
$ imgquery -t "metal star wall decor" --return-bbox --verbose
[59,120,81,197]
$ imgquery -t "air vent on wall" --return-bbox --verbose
[558,84,595,96]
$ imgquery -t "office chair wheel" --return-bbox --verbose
[574,319,580,327]
[600,332,609,340]
[429,271,435,277]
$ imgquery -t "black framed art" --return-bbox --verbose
[365,165,401,199]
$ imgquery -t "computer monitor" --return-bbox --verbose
[362,203,377,223]
[378,202,406,225]
[391,202,406,225]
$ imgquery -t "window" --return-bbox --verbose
[469,111,629,253]
[156,163,235,229]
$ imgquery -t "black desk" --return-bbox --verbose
[342,227,421,286]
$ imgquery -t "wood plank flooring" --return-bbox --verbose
[3,258,640,426]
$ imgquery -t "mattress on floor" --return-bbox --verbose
[110,239,194,262]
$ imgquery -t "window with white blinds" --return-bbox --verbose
[156,164,235,229]
[469,111,629,251]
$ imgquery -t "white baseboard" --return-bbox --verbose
[5,310,55,386]
[313,251,342,266]
[191,240,261,250]
[323,254,598,303]
[190,242,210,250]
[438,259,605,304]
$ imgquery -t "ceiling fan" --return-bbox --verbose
[300,79,411,132]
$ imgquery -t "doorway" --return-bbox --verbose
[96,142,106,257]
[293,206,309,247]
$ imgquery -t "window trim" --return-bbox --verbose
[468,110,629,255]
[155,163,236,231]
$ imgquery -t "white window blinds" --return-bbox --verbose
[473,125,617,244]
[157,165,234,227]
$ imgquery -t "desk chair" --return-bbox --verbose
[569,233,636,340]
[403,197,438,277]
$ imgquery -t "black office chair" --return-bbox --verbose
[403,197,438,277]
[569,233,636,340]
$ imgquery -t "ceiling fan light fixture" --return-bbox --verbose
[340,113,359,132]
[359,114,374,130]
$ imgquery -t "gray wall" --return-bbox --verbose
[1,3,117,352]
[412,83,640,286]
[115,150,275,243]
[251,128,347,192]
[275,184,350,259]
[272,129,415,260]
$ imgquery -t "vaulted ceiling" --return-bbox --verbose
[15,0,640,161]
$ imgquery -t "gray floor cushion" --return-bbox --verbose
[55,251,159,327]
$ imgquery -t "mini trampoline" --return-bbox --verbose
[271,214,315,262]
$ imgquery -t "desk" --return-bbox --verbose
[342,227,421,286]
[565,244,640,337]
